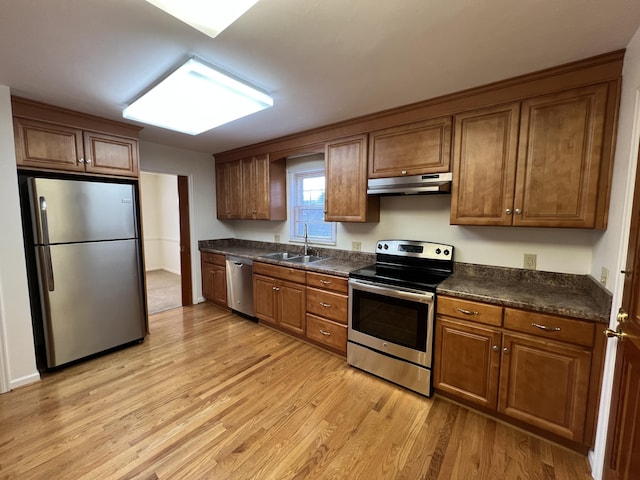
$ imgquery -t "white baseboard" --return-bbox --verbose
[145,267,181,275]
[9,371,40,390]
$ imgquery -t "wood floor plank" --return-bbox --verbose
[0,303,594,479]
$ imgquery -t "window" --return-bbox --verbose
[290,168,336,245]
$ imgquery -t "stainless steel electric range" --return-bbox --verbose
[347,239,454,397]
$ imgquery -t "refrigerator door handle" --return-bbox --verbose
[39,196,54,291]
[43,246,55,291]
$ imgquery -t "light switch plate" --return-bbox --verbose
[352,241,361,251]
[274,234,280,243]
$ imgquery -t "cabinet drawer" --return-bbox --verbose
[253,261,306,284]
[503,308,595,347]
[306,287,348,324]
[306,314,347,354]
[201,252,225,266]
[306,271,348,294]
[437,296,503,326]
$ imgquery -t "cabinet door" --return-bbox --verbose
[216,161,242,219]
[278,280,306,336]
[14,117,84,172]
[514,84,608,228]
[450,104,520,226]
[368,116,452,178]
[253,274,277,326]
[212,264,227,307]
[498,332,592,441]
[241,155,270,219]
[325,134,379,222]
[201,261,215,301]
[83,131,139,177]
[434,317,502,409]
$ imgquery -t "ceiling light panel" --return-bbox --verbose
[123,58,273,135]
[145,0,260,39]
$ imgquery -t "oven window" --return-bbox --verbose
[351,289,428,350]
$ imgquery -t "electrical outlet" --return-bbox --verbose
[600,267,609,286]
[523,253,537,270]
[352,241,362,251]
[274,234,280,243]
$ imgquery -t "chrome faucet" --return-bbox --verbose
[303,223,309,256]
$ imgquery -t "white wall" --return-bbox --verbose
[140,172,180,274]
[234,188,596,275]
[589,26,640,479]
[139,141,234,302]
[0,85,39,391]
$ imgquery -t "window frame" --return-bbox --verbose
[289,168,336,246]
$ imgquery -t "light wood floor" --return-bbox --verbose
[0,303,593,479]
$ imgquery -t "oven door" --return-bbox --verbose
[348,278,434,367]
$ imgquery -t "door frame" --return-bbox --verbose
[140,170,196,305]
[178,175,192,306]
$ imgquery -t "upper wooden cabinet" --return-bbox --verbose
[216,160,243,219]
[451,83,612,228]
[368,116,452,178]
[216,155,286,220]
[451,103,520,225]
[12,97,141,178]
[325,135,379,223]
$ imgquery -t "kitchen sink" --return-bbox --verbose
[261,251,301,260]
[286,255,328,264]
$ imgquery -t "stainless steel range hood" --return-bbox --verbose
[367,172,452,195]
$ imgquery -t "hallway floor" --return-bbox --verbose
[146,270,181,314]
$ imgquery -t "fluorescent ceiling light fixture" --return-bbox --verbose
[123,58,273,135]
[145,0,260,39]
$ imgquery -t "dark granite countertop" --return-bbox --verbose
[198,239,612,323]
[437,263,612,323]
[198,238,375,277]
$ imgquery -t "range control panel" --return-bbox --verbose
[375,239,453,261]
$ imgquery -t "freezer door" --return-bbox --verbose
[36,239,146,367]
[30,177,137,244]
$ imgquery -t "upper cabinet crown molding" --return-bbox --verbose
[212,50,624,164]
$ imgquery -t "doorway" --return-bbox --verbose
[140,172,192,314]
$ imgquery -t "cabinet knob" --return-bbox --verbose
[79,158,85,164]
[86,158,92,164]
[503,347,510,354]
[401,170,407,175]
[505,209,512,215]
[492,345,500,352]
[514,208,522,214]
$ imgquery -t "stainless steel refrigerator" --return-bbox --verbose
[26,177,147,368]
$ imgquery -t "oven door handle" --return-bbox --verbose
[349,279,433,304]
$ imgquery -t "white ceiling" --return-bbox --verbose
[1,0,640,155]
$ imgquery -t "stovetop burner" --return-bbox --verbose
[349,239,454,292]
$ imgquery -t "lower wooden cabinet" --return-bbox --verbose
[201,252,227,308]
[253,262,306,336]
[498,332,592,441]
[435,318,501,410]
[435,295,603,447]
[305,272,348,355]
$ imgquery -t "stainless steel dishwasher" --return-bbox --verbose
[226,256,255,317]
